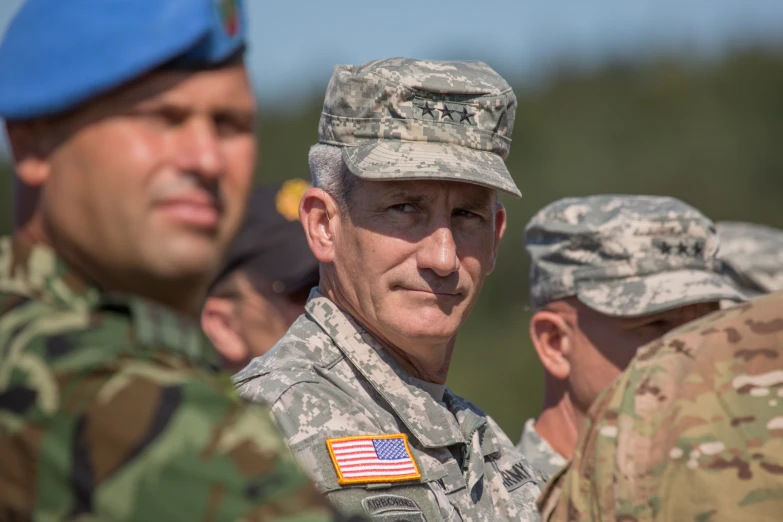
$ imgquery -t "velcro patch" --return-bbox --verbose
[326,434,422,485]
[497,460,536,493]
[361,494,425,521]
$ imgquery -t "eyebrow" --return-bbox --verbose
[382,190,436,205]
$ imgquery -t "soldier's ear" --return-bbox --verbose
[6,120,52,187]
[300,187,339,263]
[201,296,247,371]
[530,310,571,380]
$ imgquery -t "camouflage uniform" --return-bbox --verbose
[236,58,541,520]
[539,289,783,521]
[717,221,783,297]
[517,420,566,483]
[0,238,342,521]
[236,291,541,521]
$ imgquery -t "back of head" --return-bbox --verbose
[717,221,783,297]
[548,289,783,521]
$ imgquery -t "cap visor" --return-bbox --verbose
[342,140,521,197]
[576,269,746,318]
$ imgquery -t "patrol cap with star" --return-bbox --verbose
[525,195,744,317]
[717,221,783,297]
[318,57,521,197]
[0,0,246,121]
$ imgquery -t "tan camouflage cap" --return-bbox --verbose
[717,221,783,297]
[525,195,744,317]
[541,290,783,521]
[317,57,521,197]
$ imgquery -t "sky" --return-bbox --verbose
[1,0,783,153]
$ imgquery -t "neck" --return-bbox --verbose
[15,223,205,319]
[535,378,583,460]
[319,279,454,385]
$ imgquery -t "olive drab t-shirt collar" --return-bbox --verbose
[306,289,479,449]
[0,235,220,369]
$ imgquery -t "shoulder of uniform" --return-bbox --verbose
[234,351,323,406]
[234,314,342,404]
[2,350,336,519]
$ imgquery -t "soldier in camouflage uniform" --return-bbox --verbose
[235,58,542,521]
[0,1,357,520]
[717,221,783,298]
[519,196,744,482]
[538,289,783,521]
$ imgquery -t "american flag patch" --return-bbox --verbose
[326,434,421,485]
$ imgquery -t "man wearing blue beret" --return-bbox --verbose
[0,1,361,520]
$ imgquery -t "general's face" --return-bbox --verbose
[39,64,256,285]
[331,179,505,352]
[565,300,719,412]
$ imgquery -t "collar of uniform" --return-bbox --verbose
[519,418,567,468]
[0,236,220,371]
[101,293,221,371]
[0,236,100,311]
[305,289,465,448]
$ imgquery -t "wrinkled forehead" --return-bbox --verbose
[355,177,498,204]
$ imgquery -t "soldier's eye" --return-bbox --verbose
[390,203,416,213]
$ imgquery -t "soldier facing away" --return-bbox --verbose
[538,289,783,521]
[202,180,320,371]
[518,196,744,481]
[235,58,543,521]
[0,1,359,520]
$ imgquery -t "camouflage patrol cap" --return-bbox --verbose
[318,57,521,197]
[525,195,744,317]
[545,290,783,521]
[717,221,783,297]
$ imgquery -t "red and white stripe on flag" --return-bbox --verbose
[326,433,422,485]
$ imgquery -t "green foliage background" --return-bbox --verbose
[2,50,782,440]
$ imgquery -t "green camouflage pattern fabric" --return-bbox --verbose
[717,221,783,297]
[235,290,542,521]
[318,57,521,197]
[0,237,353,522]
[539,289,783,522]
[525,195,744,317]
[517,419,567,483]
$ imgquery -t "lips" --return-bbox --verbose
[155,194,222,229]
[401,287,462,298]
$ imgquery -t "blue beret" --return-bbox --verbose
[0,0,247,120]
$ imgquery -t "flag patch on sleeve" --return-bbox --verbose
[326,434,422,485]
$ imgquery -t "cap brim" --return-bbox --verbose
[342,140,521,198]
[576,269,746,318]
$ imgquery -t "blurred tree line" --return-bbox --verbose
[1,49,782,438]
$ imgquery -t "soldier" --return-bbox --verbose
[717,221,783,298]
[235,58,542,521]
[0,1,358,520]
[539,289,783,521]
[202,180,319,370]
[519,196,744,481]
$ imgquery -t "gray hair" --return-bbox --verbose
[308,144,358,209]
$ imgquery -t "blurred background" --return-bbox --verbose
[2,0,783,439]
